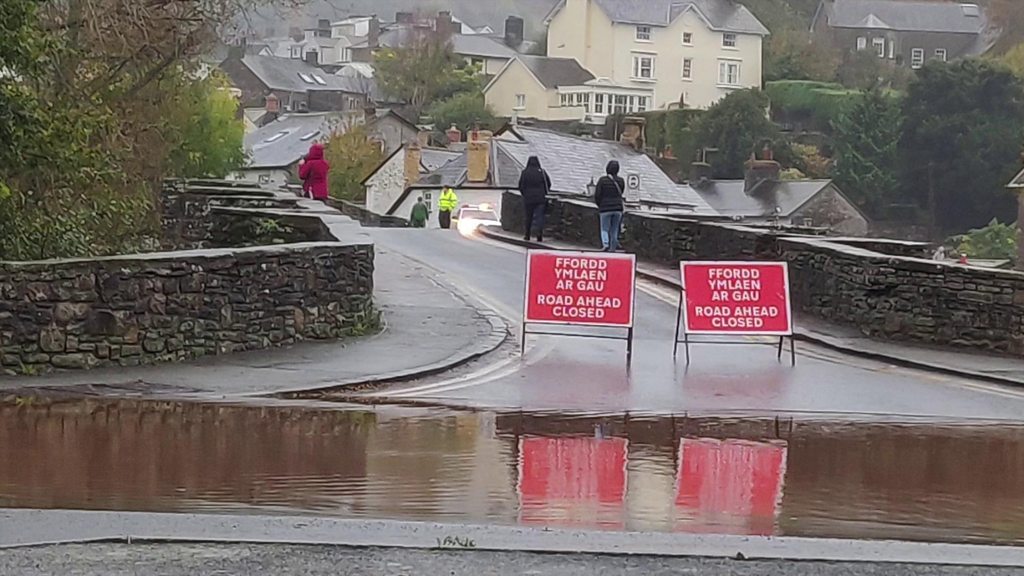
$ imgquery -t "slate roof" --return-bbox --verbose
[421,148,461,172]
[824,0,987,33]
[244,113,337,169]
[517,56,596,89]
[237,55,367,93]
[690,180,834,218]
[546,0,769,35]
[451,34,517,59]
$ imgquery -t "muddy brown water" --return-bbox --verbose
[3,398,1024,545]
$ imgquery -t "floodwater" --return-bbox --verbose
[4,398,1024,546]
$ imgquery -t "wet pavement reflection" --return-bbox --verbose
[4,398,1024,545]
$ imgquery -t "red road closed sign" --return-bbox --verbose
[681,261,792,335]
[525,250,636,327]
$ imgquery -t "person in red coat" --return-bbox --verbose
[299,142,330,201]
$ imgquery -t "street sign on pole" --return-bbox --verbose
[674,261,795,364]
[626,173,641,203]
[523,250,636,358]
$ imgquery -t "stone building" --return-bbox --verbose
[220,54,371,113]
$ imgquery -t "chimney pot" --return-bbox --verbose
[744,159,781,193]
[446,125,463,145]
[619,116,646,152]
[265,93,280,113]
[689,162,713,188]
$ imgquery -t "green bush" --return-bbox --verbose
[766,80,865,131]
[954,219,1017,261]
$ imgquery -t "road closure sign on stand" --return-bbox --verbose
[523,250,637,357]
[676,261,795,364]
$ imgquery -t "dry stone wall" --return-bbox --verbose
[501,191,1024,356]
[1,182,375,374]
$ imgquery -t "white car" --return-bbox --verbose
[455,204,500,235]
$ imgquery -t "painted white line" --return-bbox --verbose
[5,509,1024,567]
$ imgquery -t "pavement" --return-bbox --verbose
[2,543,1020,575]
[0,246,507,398]
[478,226,1024,389]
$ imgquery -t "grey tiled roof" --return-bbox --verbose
[517,56,596,89]
[691,180,832,218]
[451,34,517,59]
[546,0,768,35]
[238,55,368,93]
[825,0,987,33]
[420,148,461,172]
[498,127,716,212]
[244,113,337,169]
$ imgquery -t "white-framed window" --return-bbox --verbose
[290,46,302,58]
[636,25,652,41]
[872,37,885,58]
[514,93,526,109]
[682,31,693,45]
[594,93,605,114]
[613,94,627,114]
[722,33,737,48]
[560,93,569,107]
[911,48,924,69]
[856,37,867,50]
[637,96,648,112]
[935,48,947,62]
[632,54,656,79]
[718,60,741,86]
[682,57,693,80]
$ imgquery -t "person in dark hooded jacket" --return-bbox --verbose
[518,156,551,242]
[594,160,625,251]
[299,142,330,201]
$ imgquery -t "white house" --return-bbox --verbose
[545,0,769,110]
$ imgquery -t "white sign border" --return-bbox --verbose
[524,249,637,329]
[679,261,793,336]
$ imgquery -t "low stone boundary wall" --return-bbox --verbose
[501,191,1024,356]
[1,181,375,374]
[327,199,409,228]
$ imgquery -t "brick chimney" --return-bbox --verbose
[466,129,493,184]
[404,140,422,187]
[416,129,430,147]
[620,116,646,152]
[689,162,713,188]
[744,149,781,193]
[504,16,525,48]
[446,125,463,146]
[435,11,455,38]
[368,16,380,49]
[265,93,280,114]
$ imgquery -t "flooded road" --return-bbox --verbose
[4,398,1024,546]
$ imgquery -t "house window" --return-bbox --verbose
[594,93,605,114]
[722,33,737,48]
[636,26,652,41]
[560,93,569,107]
[872,37,885,58]
[613,94,627,114]
[682,32,693,45]
[632,54,655,79]
[718,60,741,86]
[682,57,693,80]
[935,48,947,62]
[888,41,895,59]
[911,48,924,69]
[290,46,302,58]
[856,37,867,50]
[471,57,484,68]
[514,93,526,109]
[636,96,649,112]
[803,218,814,227]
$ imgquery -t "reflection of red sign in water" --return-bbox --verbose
[518,436,628,528]
[525,250,636,327]
[675,438,787,535]
[681,262,792,335]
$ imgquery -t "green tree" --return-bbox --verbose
[1000,43,1024,78]
[166,74,246,179]
[323,127,385,203]
[954,219,1017,261]
[900,59,1024,234]
[831,88,902,217]
[693,89,791,179]
[375,29,481,116]
[427,92,499,135]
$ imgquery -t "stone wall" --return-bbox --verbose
[328,199,409,228]
[501,191,1024,356]
[1,182,375,374]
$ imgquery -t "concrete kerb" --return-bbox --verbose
[5,509,1024,567]
[476,226,1024,388]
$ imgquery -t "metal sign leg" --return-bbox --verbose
[777,337,784,362]
[684,331,691,366]
[673,290,684,360]
[790,336,797,366]
[626,327,634,363]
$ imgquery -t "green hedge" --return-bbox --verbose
[766,80,863,130]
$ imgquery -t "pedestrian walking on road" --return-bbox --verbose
[299,142,330,202]
[410,196,429,228]
[438,186,459,229]
[518,155,551,242]
[595,160,625,252]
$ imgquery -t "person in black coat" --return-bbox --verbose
[594,160,626,251]
[518,156,552,242]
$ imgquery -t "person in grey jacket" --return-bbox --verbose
[594,161,625,251]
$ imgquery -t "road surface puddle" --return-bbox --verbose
[3,397,1024,545]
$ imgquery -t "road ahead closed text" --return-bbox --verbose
[526,251,635,327]
[681,262,792,335]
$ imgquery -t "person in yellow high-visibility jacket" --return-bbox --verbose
[437,187,459,229]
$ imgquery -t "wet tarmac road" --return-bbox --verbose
[6,397,1024,547]
[369,229,1024,420]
